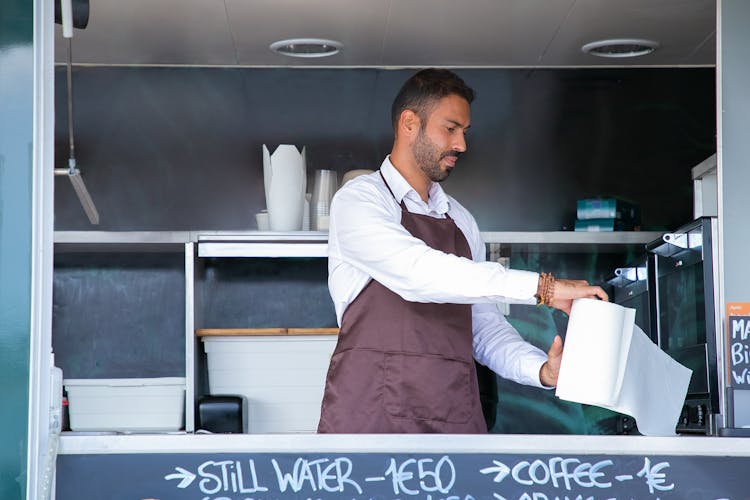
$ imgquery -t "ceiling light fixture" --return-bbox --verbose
[269,38,343,58]
[581,38,659,58]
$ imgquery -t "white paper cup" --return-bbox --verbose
[255,211,270,231]
[316,214,330,231]
[342,169,374,185]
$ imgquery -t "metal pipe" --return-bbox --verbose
[67,37,75,171]
[59,35,99,224]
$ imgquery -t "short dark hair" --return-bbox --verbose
[390,69,475,130]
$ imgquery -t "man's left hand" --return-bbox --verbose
[551,279,608,315]
[540,335,563,387]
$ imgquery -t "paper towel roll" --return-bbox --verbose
[556,298,634,406]
[556,298,692,436]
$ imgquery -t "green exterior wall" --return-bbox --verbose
[0,0,33,498]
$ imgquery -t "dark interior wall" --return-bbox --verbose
[54,67,715,231]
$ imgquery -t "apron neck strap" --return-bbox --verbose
[379,169,408,211]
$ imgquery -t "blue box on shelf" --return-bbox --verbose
[576,198,640,223]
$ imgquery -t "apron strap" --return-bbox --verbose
[379,169,452,220]
[379,170,407,212]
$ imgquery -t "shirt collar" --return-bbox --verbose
[380,156,451,215]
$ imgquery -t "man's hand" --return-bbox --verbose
[550,279,608,315]
[539,335,563,387]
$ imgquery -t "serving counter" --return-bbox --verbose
[53,230,747,499]
[57,433,749,499]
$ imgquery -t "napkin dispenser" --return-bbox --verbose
[197,395,244,433]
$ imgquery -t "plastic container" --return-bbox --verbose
[50,353,63,433]
[202,335,336,433]
[64,377,186,432]
[41,352,63,500]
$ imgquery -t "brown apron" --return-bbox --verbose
[318,172,487,433]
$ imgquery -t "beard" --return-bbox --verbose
[412,128,461,182]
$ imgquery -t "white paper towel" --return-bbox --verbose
[556,298,692,436]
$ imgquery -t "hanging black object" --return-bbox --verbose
[54,0,89,30]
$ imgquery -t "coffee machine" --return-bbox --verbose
[646,217,724,434]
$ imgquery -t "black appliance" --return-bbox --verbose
[647,217,723,434]
[607,265,650,339]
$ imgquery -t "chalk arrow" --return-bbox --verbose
[480,460,511,483]
[165,467,196,488]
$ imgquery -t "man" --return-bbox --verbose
[318,69,607,434]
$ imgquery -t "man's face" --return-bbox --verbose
[411,94,470,183]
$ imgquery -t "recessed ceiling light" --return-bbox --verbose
[581,39,659,58]
[269,38,343,58]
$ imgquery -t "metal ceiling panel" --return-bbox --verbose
[53,0,717,67]
[543,0,716,66]
[224,0,390,66]
[54,0,236,65]
[382,0,577,67]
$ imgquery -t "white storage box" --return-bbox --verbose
[202,335,337,433]
[64,377,186,432]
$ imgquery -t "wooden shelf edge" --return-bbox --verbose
[196,328,339,337]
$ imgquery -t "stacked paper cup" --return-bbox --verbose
[311,169,338,231]
[262,144,307,231]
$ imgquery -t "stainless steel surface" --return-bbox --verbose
[196,231,662,257]
[184,242,197,433]
[710,218,727,431]
[53,230,190,252]
[54,230,663,256]
[199,241,329,258]
[196,231,329,242]
[58,433,750,456]
[481,231,662,245]
[28,0,57,495]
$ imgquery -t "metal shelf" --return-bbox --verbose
[54,230,663,256]
[482,231,663,253]
[481,231,661,245]
[197,231,328,257]
[53,231,191,252]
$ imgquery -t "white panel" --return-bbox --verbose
[225,0,390,66]
[545,0,716,66]
[382,0,577,66]
[203,336,337,433]
[198,241,327,257]
[54,0,236,65]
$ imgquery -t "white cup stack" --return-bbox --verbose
[311,169,338,231]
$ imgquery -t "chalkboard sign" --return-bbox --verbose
[57,451,749,499]
[727,303,750,388]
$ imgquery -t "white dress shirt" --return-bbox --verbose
[327,156,549,388]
